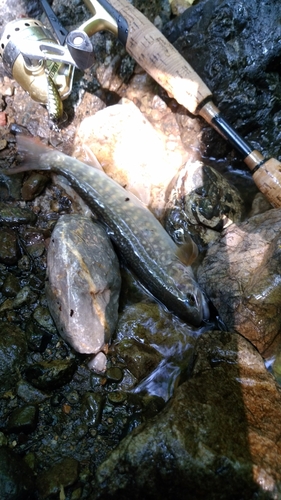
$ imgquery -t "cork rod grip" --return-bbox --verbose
[251,159,281,208]
[107,0,212,114]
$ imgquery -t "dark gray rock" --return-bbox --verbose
[163,0,281,164]
[1,272,20,297]
[0,228,20,265]
[0,203,37,225]
[25,306,55,352]
[0,446,35,500]
[0,322,27,394]
[81,392,104,427]
[17,381,49,404]
[24,359,77,390]
[6,404,39,434]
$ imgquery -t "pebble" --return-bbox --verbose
[21,172,49,201]
[12,286,38,309]
[106,367,124,383]
[0,203,37,226]
[1,273,20,297]
[6,404,39,434]
[0,138,7,150]
[88,352,107,374]
[0,323,27,395]
[81,392,104,426]
[16,381,49,404]
[107,391,127,405]
[0,229,20,265]
[24,359,77,390]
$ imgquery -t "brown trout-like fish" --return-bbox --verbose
[14,135,209,326]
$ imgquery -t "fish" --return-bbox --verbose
[13,135,209,326]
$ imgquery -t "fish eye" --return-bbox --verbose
[186,292,196,306]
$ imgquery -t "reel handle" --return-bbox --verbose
[84,0,212,114]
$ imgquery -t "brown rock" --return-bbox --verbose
[91,331,281,500]
[197,208,281,355]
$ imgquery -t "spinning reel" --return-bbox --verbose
[0,0,123,123]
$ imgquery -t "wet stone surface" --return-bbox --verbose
[92,331,281,500]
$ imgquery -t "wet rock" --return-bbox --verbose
[17,381,49,404]
[21,172,49,201]
[0,228,20,265]
[0,173,22,201]
[113,338,162,381]
[25,306,55,352]
[116,301,199,355]
[171,0,195,16]
[165,160,244,247]
[0,322,27,394]
[6,404,39,434]
[107,391,127,405]
[115,302,206,400]
[197,208,281,355]
[0,446,35,500]
[1,272,20,297]
[46,215,121,354]
[106,366,124,384]
[12,285,38,309]
[74,99,185,216]
[163,0,281,165]
[24,359,77,390]
[88,351,107,374]
[92,331,281,500]
[0,203,37,225]
[81,392,104,427]
[36,456,79,500]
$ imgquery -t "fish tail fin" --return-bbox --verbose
[4,135,52,174]
[17,135,52,170]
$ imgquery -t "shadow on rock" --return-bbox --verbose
[90,330,281,499]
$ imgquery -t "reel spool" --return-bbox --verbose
[0,18,74,106]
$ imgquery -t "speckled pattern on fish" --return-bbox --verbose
[15,136,209,326]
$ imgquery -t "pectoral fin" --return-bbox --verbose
[176,236,198,266]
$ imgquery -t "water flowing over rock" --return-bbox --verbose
[197,208,281,356]
[91,330,281,500]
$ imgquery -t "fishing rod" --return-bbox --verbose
[1,0,281,207]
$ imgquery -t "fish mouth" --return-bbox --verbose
[201,292,210,321]
[180,285,210,326]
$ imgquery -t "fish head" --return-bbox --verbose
[176,277,210,326]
